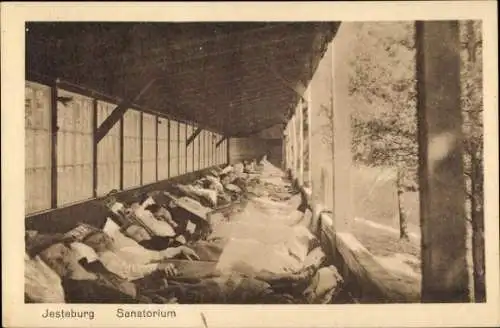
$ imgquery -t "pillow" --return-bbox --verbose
[113,229,142,249]
[70,242,99,263]
[303,265,343,304]
[134,207,176,237]
[102,217,121,236]
[64,223,101,242]
[25,253,65,303]
[110,202,125,213]
[140,196,156,209]
[25,231,74,258]
[101,217,141,248]
[303,247,326,270]
[221,165,234,174]
[175,235,187,245]
[186,220,197,234]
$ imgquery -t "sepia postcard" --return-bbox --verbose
[1,1,499,327]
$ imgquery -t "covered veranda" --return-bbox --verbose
[25,21,470,303]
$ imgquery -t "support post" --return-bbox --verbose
[92,98,98,197]
[292,113,298,179]
[283,122,290,171]
[198,130,202,168]
[155,115,159,181]
[50,80,58,208]
[185,124,188,173]
[287,122,291,172]
[331,23,352,232]
[177,122,181,174]
[307,85,313,188]
[200,128,203,168]
[212,133,215,166]
[167,120,171,178]
[298,100,304,185]
[205,131,208,168]
[282,130,286,171]
[208,132,212,166]
[139,112,143,185]
[416,21,469,302]
[192,126,195,170]
[119,117,124,190]
[226,137,230,165]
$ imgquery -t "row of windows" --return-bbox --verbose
[25,81,228,215]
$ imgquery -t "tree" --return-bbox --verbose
[318,23,485,276]
[460,20,485,303]
[345,22,418,240]
[341,21,485,300]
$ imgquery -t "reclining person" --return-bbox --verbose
[201,175,232,206]
[25,232,67,303]
[128,197,178,238]
[102,195,205,258]
[141,203,191,246]
[69,241,177,303]
[29,233,142,303]
[123,224,182,251]
[101,218,199,261]
[68,232,321,304]
[80,229,198,283]
[101,193,222,262]
[175,183,218,209]
[243,160,253,174]
[105,194,188,247]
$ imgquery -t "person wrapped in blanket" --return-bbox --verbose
[110,184,345,304]
[102,190,224,260]
[25,231,175,304]
[62,224,299,304]
[170,167,250,208]
[26,224,343,304]
[60,200,338,304]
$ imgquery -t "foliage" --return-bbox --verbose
[460,20,485,302]
[341,20,484,297]
[315,21,484,202]
[460,21,484,221]
[347,22,418,191]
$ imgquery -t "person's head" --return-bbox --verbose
[149,205,175,224]
[201,179,212,189]
[82,231,115,253]
[38,242,92,279]
[220,173,232,185]
[124,225,151,242]
[207,182,218,191]
[102,194,117,208]
[139,194,156,209]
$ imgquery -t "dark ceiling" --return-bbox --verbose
[26,22,340,137]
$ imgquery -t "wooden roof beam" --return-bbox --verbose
[95,77,159,143]
[215,135,227,148]
[186,127,203,147]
